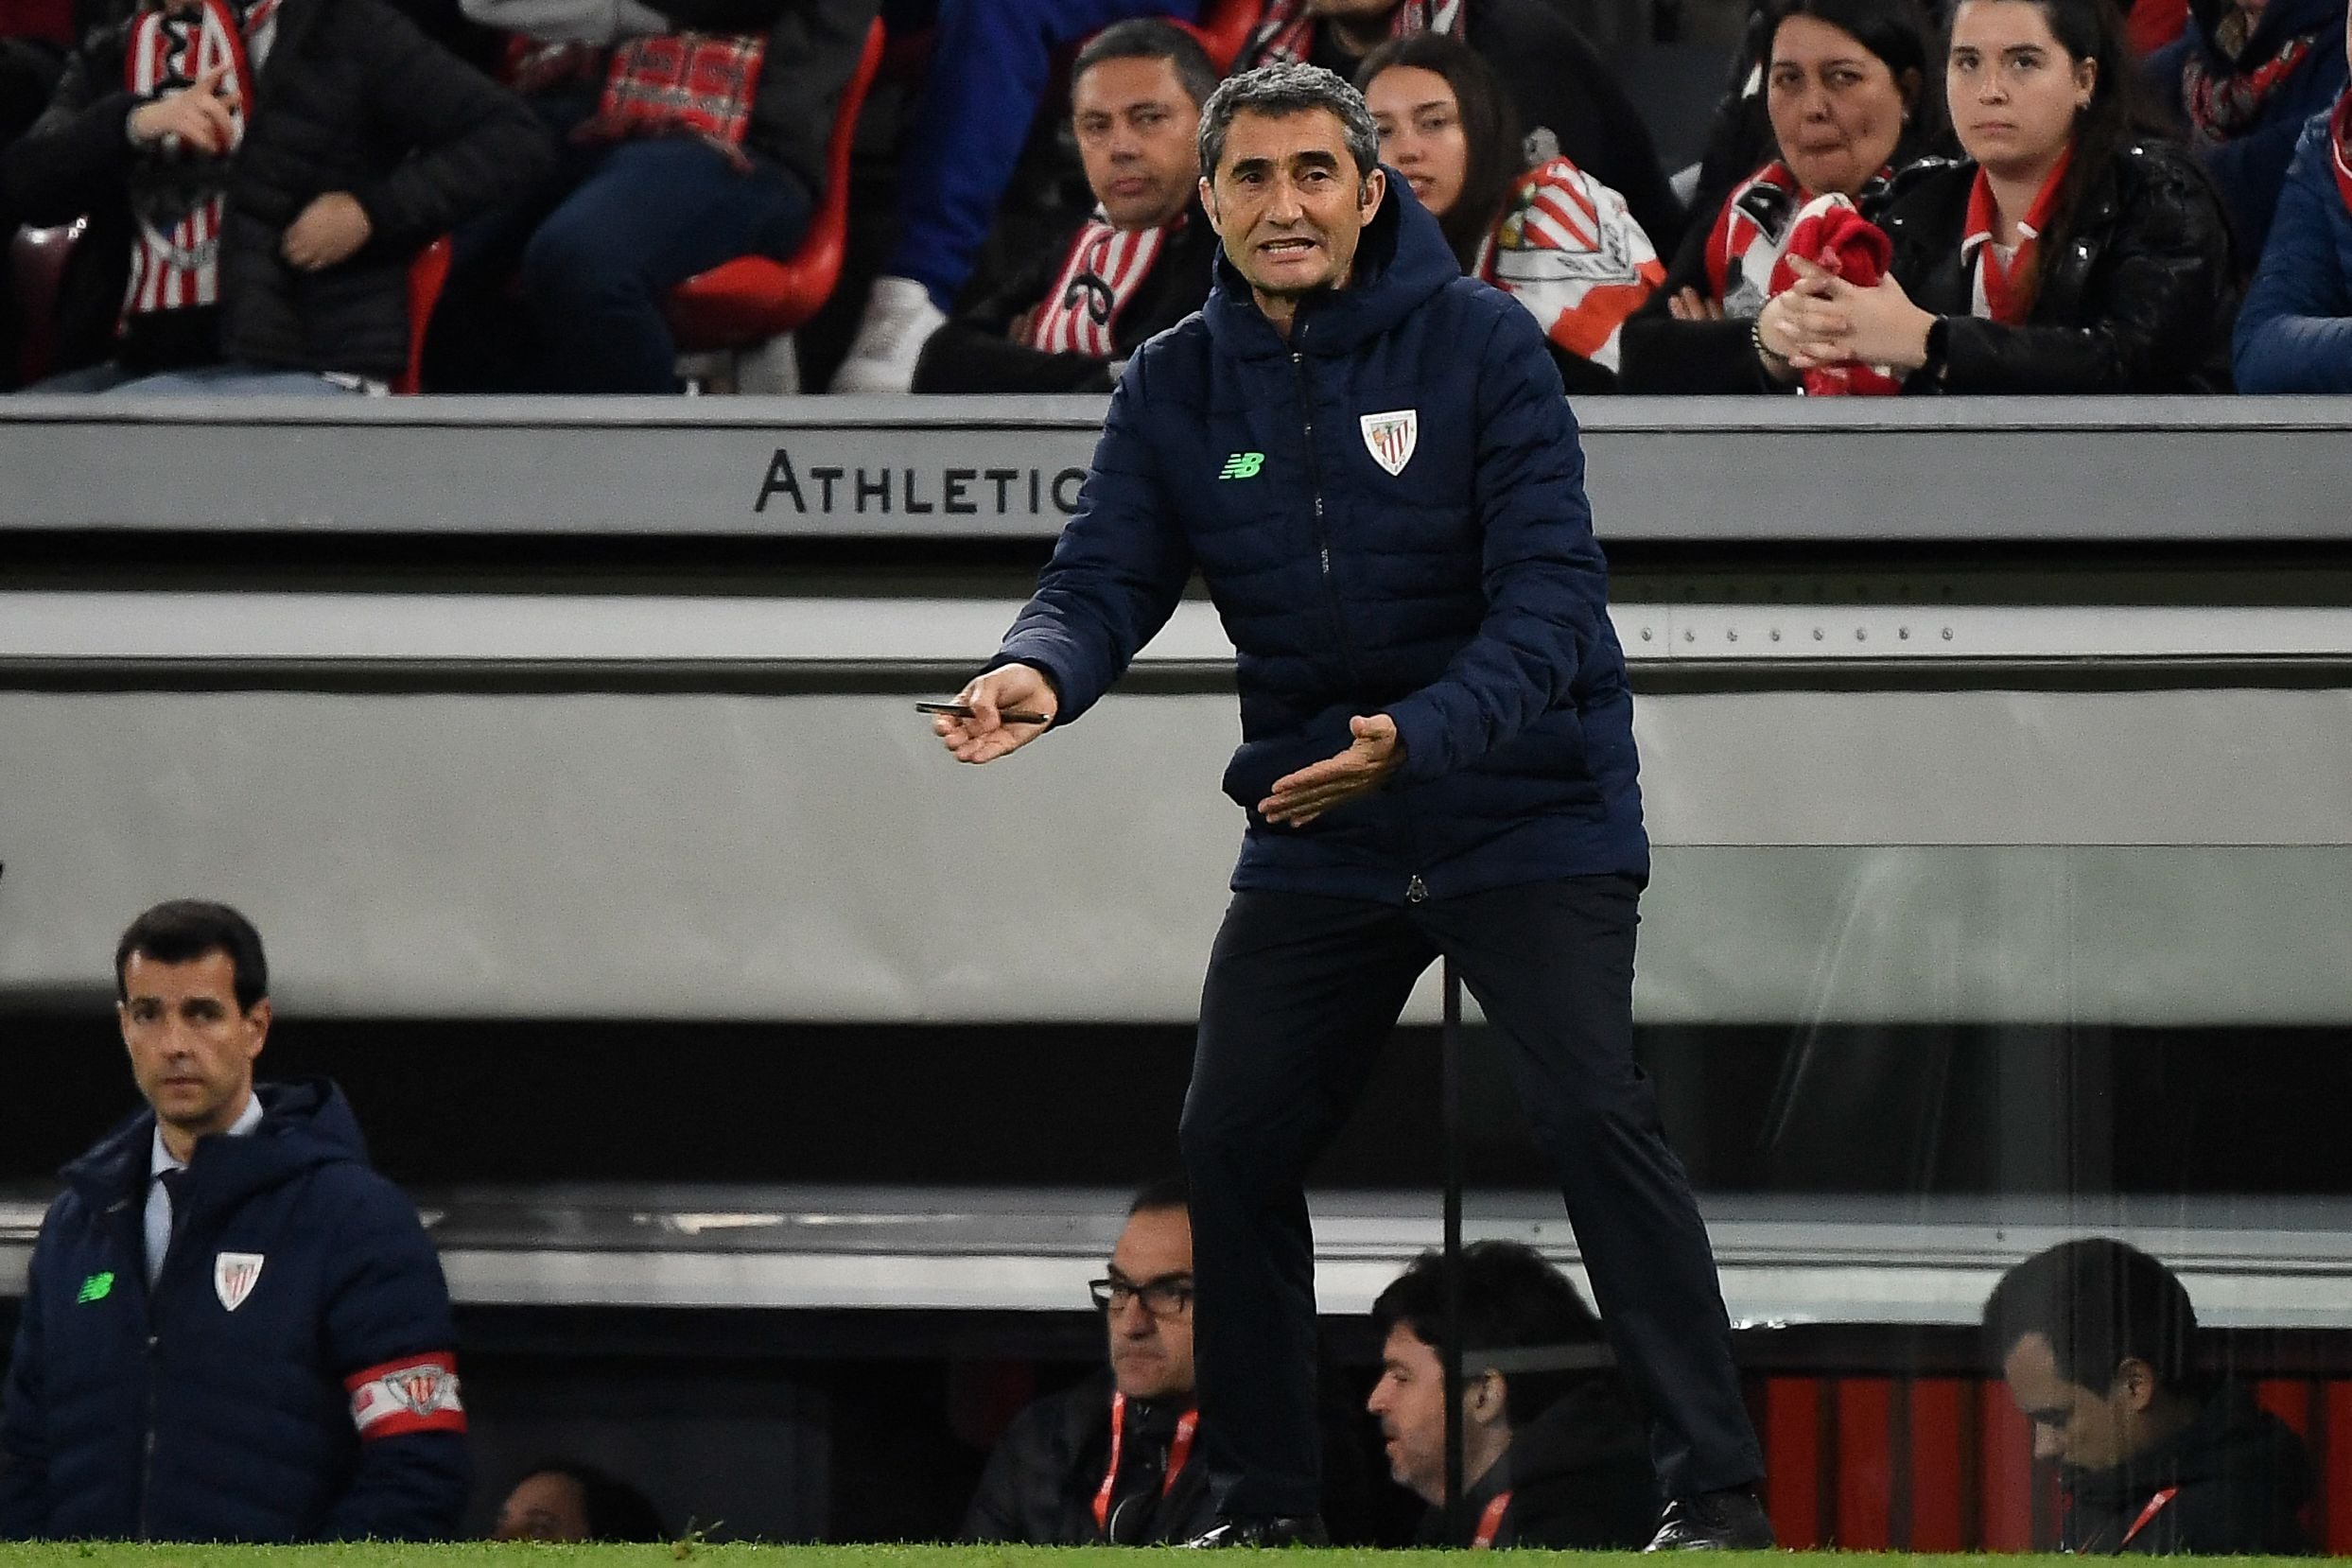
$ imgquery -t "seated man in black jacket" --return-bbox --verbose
[1,0,548,392]
[963,1178,1214,1543]
[1366,1241,1656,1549]
[963,1177,1373,1543]
[1985,1238,2313,1556]
[914,18,1218,394]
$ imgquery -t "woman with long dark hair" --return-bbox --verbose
[1775,0,2235,390]
[1620,0,1943,391]
[1359,33,1664,390]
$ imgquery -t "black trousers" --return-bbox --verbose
[1178,875,1765,1519]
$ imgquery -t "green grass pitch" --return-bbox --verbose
[0,1549,2326,1567]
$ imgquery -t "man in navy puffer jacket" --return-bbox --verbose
[1,900,467,1541]
[933,63,1767,1552]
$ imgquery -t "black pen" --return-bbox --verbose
[915,701,1053,726]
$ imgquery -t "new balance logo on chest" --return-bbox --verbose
[1218,451,1264,480]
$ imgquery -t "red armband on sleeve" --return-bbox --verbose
[344,1351,467,1438]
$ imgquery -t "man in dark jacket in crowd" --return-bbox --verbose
[1985,1237,2313,1556]
[1367,1242,1654,1548]
[2148,0,2346,263]
[964,1178,1212,1543]
[915,19,1220,394]
[963,1178,1374,1542]
[0,900,468,1541]
[1239,0,1684,251]
[932,63,1765,1552]
[0,0,547,392]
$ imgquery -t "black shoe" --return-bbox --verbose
[1183,1515,1331,1548]
[1644,1489,1775,1551]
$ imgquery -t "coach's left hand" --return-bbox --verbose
[1259,714,1404,827]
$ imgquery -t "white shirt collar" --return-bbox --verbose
[150,1089,265,1177]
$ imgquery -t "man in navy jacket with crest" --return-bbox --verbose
[1,900,467,1541]
[933,62,1768,1552]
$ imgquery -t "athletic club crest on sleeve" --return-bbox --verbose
[1359,409,1419,477]
[214,1251,264,1312]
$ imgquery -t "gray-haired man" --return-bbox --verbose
[932,65,1768,1551]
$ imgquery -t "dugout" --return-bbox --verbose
[3,393,2351,1545]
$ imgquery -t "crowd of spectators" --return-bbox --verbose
[1,0,2347,392]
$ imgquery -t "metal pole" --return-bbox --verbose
[1440,955,1466,1544]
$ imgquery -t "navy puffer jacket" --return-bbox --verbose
[993,177,1646,903]
[0,1078,467,1541]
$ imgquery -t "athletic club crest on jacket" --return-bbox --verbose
[214,1251,264,1312]
[1360,409,1418,476]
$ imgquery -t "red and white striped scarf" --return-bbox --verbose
[1960,149,2069,325]
[1023,209,1179,358]
[1472,156,1663,373]
[1245,0,1462,69]
[1701,159,1890,319]
[121,0,277,320]
[2331,92,2351,215]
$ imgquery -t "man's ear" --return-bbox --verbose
[243,996,272,1061]
[1466,1368,1507,1425]
[1359,164,1386,221]
[2111,1356,2159,1413]
[1200,176,1222,235]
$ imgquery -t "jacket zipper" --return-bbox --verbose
[1293,347,1427,900]
[116,1194,160,1541]
[1290,349,1365,690]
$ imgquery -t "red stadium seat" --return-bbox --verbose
[1179,0,1261,70]
[9,219,83,387]
[397,235,453,395]
[663,17,887,354]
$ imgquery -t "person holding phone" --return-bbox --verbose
[932,61,1767,1555]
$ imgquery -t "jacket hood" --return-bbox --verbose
[2187,0,2344,65]
[1503,1378,1651,1486]
[61,1075,372,1212]
[2065,1384,2313,1516]
[1203,168,1463,359]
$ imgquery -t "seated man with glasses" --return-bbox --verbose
[964,1176,1376,1543]
[964,1176,1211,1543]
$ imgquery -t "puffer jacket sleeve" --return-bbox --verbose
[0,1210,61,1538]
[315,1177,469,1541]
[342,0,554,253]
[1933,148,2235,392]
[988,356,1195,723]
[1383,301,1611,784]
[2234,112,2352,392]
[0,32,137,228]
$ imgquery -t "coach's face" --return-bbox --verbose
[119,949,267,1147]
[1203,106,1385,302]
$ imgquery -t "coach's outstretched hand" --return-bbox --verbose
[935,663,1060,763]
[1259,714,1404,827]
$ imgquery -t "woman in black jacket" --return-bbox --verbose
[1772,0,2236,392]
[1617,0,1941,392]
[1357,33,1666,392]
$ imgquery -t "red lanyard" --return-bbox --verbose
[2112,1487,2178,1551]
[1472,1490,1512,1548]
[1092,1392,1199,1535]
